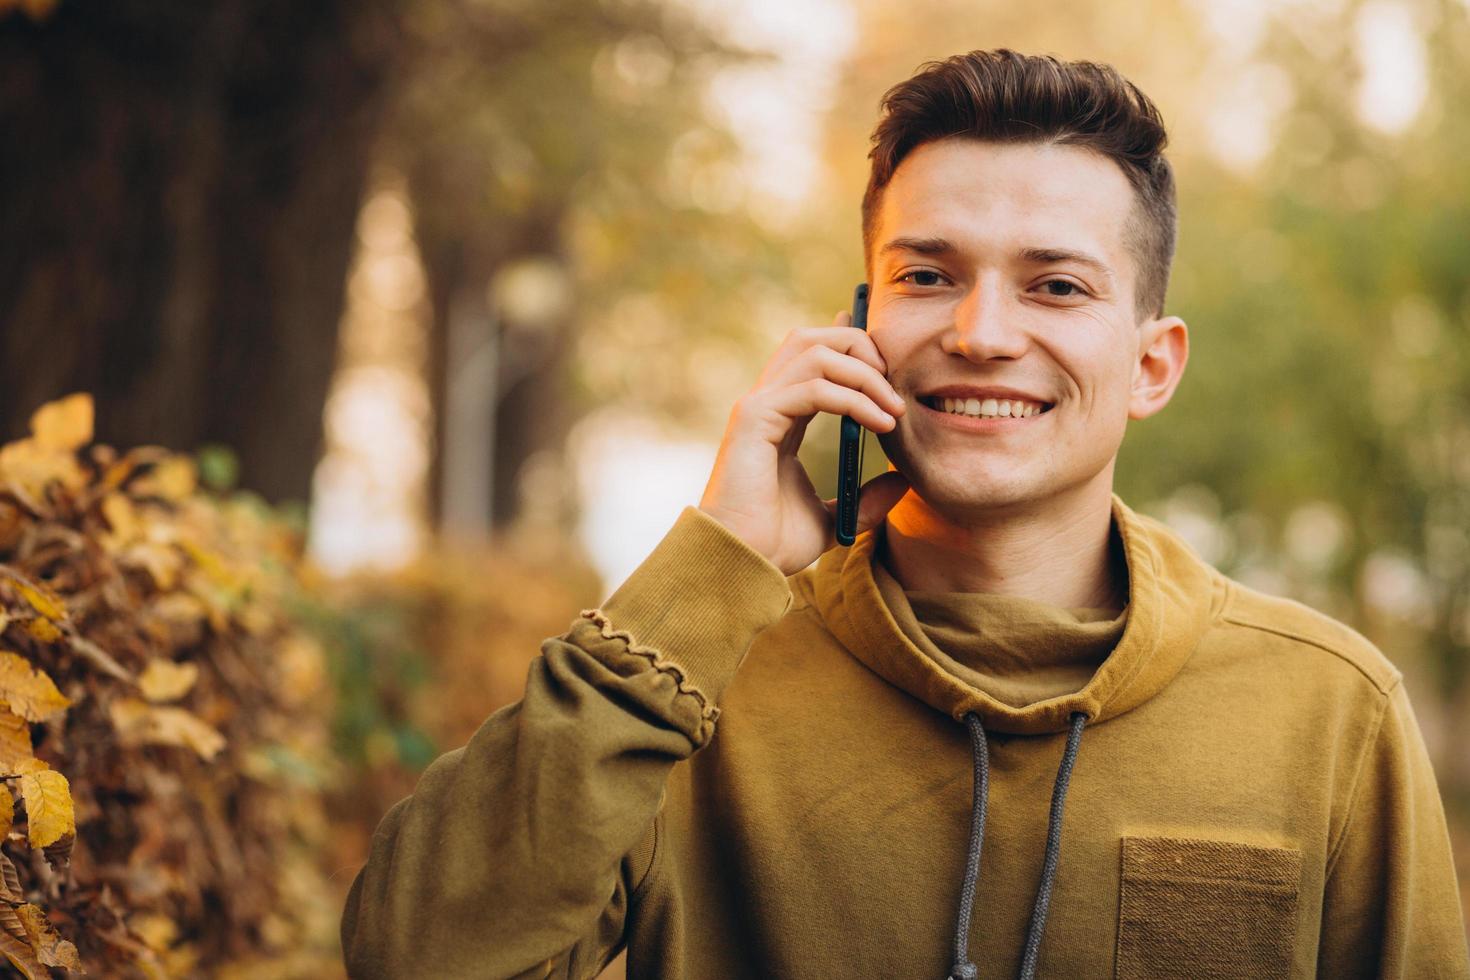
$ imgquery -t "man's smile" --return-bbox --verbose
[913,386,1056,432]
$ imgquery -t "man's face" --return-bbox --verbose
[868,137,1182,520]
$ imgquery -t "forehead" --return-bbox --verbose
[873,138,1136,272]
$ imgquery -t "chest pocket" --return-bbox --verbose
[1115,835,1302,979]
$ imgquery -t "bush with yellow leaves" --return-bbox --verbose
[0,394,339,978]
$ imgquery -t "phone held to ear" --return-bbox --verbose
[835,282,869,547]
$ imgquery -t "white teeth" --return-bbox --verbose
[935,396,1046,419]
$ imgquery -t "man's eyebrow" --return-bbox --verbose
[878,236,956,257]
[1018,246,1116,282]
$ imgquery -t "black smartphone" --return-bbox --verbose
[835,282,869,546]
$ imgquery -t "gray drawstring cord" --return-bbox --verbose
[948,713,990,980]
[947,711,1088,980]
[1017,711,1087,979]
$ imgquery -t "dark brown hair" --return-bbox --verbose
[862,49,1176,320]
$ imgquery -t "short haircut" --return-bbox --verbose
[862,49,1176,321]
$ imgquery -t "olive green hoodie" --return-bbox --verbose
[340,495,1470,978]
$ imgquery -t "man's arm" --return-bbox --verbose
[1317,677,1470,977]
[339,506,793,979]
[340,303,910,977]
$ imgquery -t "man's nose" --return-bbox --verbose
[950,281,1029,361]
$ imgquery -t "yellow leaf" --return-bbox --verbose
[0,654,69,723]
[0,788,12,839]
[100,492,140,548]
[14,905,79,970]
[137,660,198,703]
[17,767,73,849]
[28,394,92,453]
[22,620,58,644]
[128,912,177,952]
[11,581,64,624]
[0,441,85,498]
[109,698,225,761]
[0,708,33,775]
[149,592,206,626]
[135,458,197,502]
[180,539,234,589]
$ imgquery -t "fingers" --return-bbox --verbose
[761,377,896,432]
[734,313,903,452]
[820,469,912,545]
[832,309,852,328]
[767,344,905,418]
[854,469,911,533]
[768,324,888,380]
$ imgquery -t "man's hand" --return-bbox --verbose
[698,310,911,576]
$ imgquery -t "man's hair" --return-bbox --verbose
[862,49,1176,321]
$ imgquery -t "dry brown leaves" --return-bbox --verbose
[0,393,338,978]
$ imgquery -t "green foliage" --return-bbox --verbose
[1120,0,1470,700]
[387,0,792,432]
[197,443,241,493]
[291,592,437,772]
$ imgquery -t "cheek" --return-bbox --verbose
[868,330,922,379]
[1053,331,1135,401]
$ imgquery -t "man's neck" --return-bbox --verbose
[879,477,1126,610]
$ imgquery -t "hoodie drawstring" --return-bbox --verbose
[948,711,1088,980]
[948,714,991,980]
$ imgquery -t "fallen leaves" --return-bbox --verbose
[26,395,91,455]
[0,393,339,976]
[135,660,198,703]
[108,698,224,761]
[0,653,70,723]
[0,710,33,773]
[13,761,72,850]
[15,904,80,970]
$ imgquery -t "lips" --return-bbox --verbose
[917,385,1054,407]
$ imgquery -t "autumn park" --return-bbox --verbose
[1,0,1468,976]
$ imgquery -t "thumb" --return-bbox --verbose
[854,469,910,533]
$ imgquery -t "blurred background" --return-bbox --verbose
[1,0,1467,974]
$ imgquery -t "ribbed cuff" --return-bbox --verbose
[598,505,793,704]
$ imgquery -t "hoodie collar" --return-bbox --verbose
[892,573,1128,711]
[802,493,1215,735]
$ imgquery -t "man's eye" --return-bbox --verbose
[1040,280,1085,297]
[899,270,945,287]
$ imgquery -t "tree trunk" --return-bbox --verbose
[0,0,398,503]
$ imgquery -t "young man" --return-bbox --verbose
[341,50,1470,978]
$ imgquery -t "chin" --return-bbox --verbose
[880,431,1113,521]
[911,470,1040,517]
[900,460,1046,518]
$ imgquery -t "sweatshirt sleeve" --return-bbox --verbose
[1317,677,1470,978]
[339,506,793,979]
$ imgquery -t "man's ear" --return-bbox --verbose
[1129,315,1188,420]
